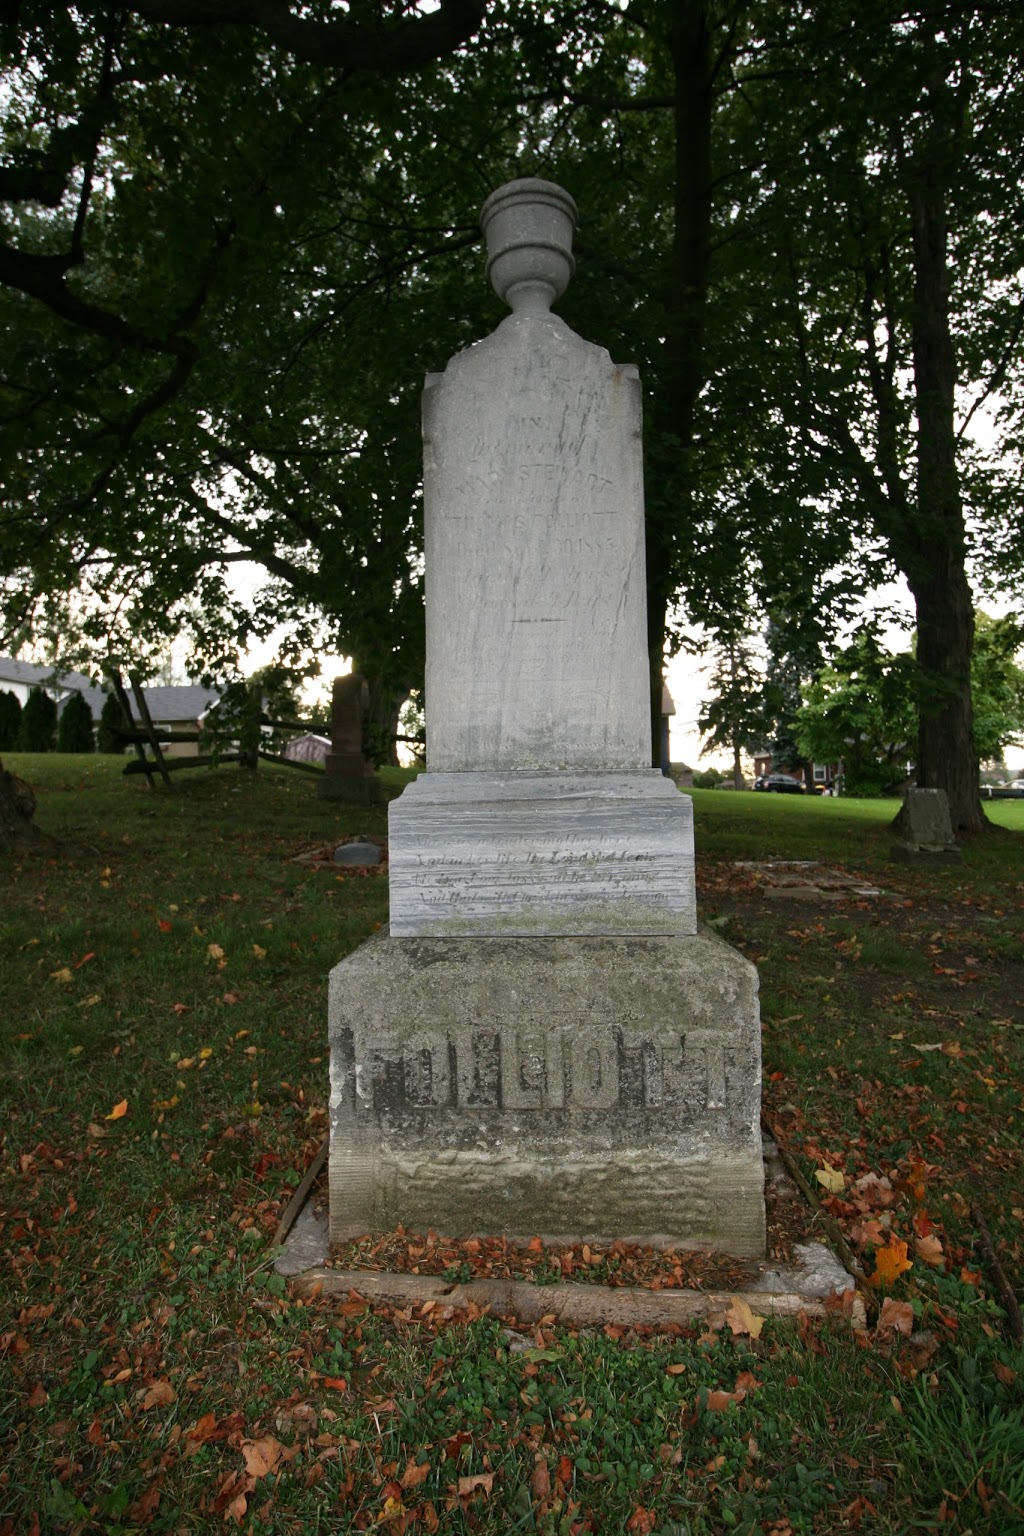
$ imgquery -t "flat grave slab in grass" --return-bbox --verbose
[731,861,884,900]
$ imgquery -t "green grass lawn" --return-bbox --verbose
[2,759,1022,1534]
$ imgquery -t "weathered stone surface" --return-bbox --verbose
[328,929,765,1257]
[334,841,383,867]
[289,1265,865,1327]
[326,178,765,1259]
[275,1202,329,1277]
[904,787,956,845]
[481,178,577,315]
[318,674,382,804]
[420,310,648,774]
[389,175,673,925]
[389,771,695,936]
[891,787,962,862]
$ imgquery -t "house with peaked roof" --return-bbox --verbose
[0,658,106,718]
[0,659,218,757]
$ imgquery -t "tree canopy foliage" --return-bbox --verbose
[3,0,1024,829]
[794,616,1024,795]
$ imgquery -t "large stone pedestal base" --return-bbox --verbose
[328,930,765,1257]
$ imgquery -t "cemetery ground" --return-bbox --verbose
[2,759,1022,1536]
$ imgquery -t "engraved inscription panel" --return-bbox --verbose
[348,1019,750,1120]
[388,790,697,936]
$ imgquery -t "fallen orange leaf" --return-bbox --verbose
[105,1099,128,1121]
[871,1237,913,1288]
[224,1491,248,1525]
[914,1233,945,1268]
[815,1166,846,1195]
[401,1459,431,1491]
[240,1436,287,1479]
[725,1296,765,1339]
[142,1379,175,1409]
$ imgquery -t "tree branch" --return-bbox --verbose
[174,485,317,590]
[517,88,673,113]
[111,0,486,72]
[70,11,122,265]
[0,239,198,357]
[956,296,1024,444]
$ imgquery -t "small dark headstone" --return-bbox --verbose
[334,841,382,867]
[318,674,382,804]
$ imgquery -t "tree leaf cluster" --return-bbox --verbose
[3,0,1024,820]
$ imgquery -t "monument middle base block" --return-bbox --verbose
[328,929,766,1258]
[388,771,696,936]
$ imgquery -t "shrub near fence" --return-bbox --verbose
[57,691,96,753]
[16,686,57,752]
[0,689,21,750]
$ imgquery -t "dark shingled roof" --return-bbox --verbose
[0,659,218,722]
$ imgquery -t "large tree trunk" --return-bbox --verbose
[648,0,713,766]
[361,674,407,768]
[1,757,39,853]
[904,141,984,836]
[909,563,980,833]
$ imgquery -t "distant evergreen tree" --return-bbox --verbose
[97,692,126,754]
[57,691,96,752]
[0,690,21,750]
[17,687,57,752]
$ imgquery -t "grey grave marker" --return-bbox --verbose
[318,674,382,804]
[891,787,963,863]
[328,179,765,1255]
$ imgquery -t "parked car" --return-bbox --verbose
[981,779,1024,800]
[754,773,804,794]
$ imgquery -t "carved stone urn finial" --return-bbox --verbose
[480,178,578,316]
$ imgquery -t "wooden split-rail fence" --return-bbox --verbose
[105,669,325,790]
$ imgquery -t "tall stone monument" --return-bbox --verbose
[328,179,765,1256]
[318,674,381,804]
